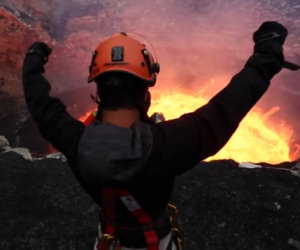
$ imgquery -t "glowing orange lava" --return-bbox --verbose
[149,89,292,164]
[78,110,97,125]
[79,89,293,164]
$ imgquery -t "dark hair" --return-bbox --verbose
[95,73,149,110]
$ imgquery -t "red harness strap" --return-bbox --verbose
[85,112,162,249]
[83,110,97,126]
[102,188,159,250]
[101,188,118,235]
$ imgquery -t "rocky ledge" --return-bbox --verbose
[1,135,300,250]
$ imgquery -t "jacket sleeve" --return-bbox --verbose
[22,53,85,159]
[149,54,280,176]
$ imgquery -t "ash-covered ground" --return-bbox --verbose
[1,144,300,250]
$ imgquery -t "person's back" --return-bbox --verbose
[22,22,291,249]
[78,72,177,249]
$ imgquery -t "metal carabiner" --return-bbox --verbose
[167,204,179,227]
[171,227,183,250]
[97,234,121,250]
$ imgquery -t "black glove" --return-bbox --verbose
[253,21,288,55]
[26,42,52,64]
[247,21,288,80]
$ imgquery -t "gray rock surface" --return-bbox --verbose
[1,150,300,250]
[0,135,32,160]
[0,135,10,149]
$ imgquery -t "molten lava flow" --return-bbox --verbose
[148,89,292,164]
[78,110,96,125]
[78,89,293,164]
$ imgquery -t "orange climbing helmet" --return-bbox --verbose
[88,32,160,87]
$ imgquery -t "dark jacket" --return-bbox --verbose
[22,51,279,245]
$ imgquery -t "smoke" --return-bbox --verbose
[51,0,300,96]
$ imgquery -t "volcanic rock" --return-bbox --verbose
[0,135,32,160]
[1,146,300,250]
[0,150,98,250]
[0,135,10,149]
[0,9,38,105]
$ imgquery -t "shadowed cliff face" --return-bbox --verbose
[0,0,299,156]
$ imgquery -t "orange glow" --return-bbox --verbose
[78,110,96,125]
[148,89,293,164]
[79,88,294,164]
[290,144,300,162]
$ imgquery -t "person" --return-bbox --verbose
[22,21,288,250]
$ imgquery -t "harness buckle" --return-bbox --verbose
[97,234,121,250]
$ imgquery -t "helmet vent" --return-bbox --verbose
[111,46,124,61]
